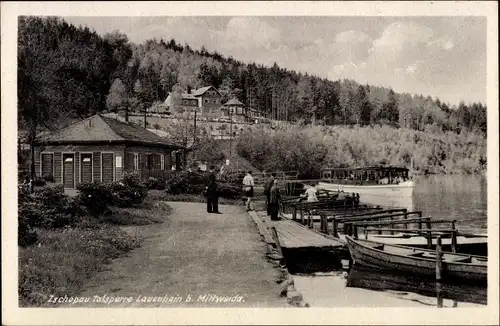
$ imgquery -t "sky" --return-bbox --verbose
[63,16,487,105]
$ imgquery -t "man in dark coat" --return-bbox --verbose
[205,165,221,214]
[269,179,282,221]
[264,173,277,216]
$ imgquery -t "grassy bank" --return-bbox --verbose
[236,124,486,178]
[18,198,171,307]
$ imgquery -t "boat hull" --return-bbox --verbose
[346,236,487,282]
[318,181,414,209]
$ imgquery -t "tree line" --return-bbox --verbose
[18,16,487,145]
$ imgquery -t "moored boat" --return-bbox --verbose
[345,236,487,282]
[318,166,414,208]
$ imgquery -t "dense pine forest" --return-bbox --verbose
[18,16,487,175]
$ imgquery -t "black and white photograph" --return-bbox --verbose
[2,1,499,325]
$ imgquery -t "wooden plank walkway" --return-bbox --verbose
[269,218,344,249]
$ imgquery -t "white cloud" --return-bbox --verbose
[335,30,371,44]
[224,17,281,49]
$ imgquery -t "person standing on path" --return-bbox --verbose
[264,173,277,216]
[269,179,282,221]
[242,170,255,211]
[205,165,221,214]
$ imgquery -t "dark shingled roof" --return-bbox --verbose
[223,98,245,107]
[36,114,183,148]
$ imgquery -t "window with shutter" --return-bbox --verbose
[134,153,139,170]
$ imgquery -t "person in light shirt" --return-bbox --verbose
[303,183,319,202]
[242,170,255,211]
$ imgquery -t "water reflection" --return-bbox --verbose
[347,264,487,305]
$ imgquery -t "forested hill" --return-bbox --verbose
[18,16,487,137]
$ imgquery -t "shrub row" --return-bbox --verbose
[165,171,242,199]
[18,173,149,247]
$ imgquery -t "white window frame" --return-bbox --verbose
[79,152,94,184]
[100,151,115,183]
[40,151,54,178]
[160,154,165,170]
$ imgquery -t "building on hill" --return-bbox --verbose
[33,114,185,188]
[164,85,223,117]
[222,97,247,122]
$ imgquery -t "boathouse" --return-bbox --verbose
[33,114,184,188]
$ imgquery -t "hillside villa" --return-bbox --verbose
[163,85,264,123]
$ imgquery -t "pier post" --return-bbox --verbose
[332,218,338,238]
[436,235,443,282]
[320,214,326,233]
[426,220,432,249]
[436,281,443,308]
[451,230,457,253]
[353,226,359,240]
[308,210,313,229]
[300,208,305,225]
[436,235,443,308]
[426,231,432,249]
[292,206,297,220]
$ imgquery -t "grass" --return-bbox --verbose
[18,198,172,307]
[104,200,172,226]
[19,224,142,307]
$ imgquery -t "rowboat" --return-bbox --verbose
[340,232,488,256]
[345,236,487,282]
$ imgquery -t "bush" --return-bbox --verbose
[19,185,83,229]
[76,182,114,216]
[33,177,46,187]
[143,177,166,190]
[43,174,54,183]
[217,182,242,199]
[18,205,38,247]
[165,171,206,195]
[110,173,148,207]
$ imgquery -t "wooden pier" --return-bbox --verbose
[249,210,347,273]
[270,218,344,250]
[281,198,487,256]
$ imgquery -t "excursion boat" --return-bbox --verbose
[345,236,487,282]
[318,166,414,208]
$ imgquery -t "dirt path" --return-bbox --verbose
[72,202,287,307]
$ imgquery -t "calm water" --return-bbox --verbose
[292,174,488,307]
[413,174,487,233]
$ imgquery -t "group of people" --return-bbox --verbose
[263,173,282,220]
[205,167,320,221]
[204,167,258,215]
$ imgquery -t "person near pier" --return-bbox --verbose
[264,172,277,216]
[269,179,282,221]
[242,170,255,211]
[302,182,319,202]
[205,165,221,214]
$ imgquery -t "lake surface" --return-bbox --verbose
[293,174,488,307]
[413,174,487,233]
